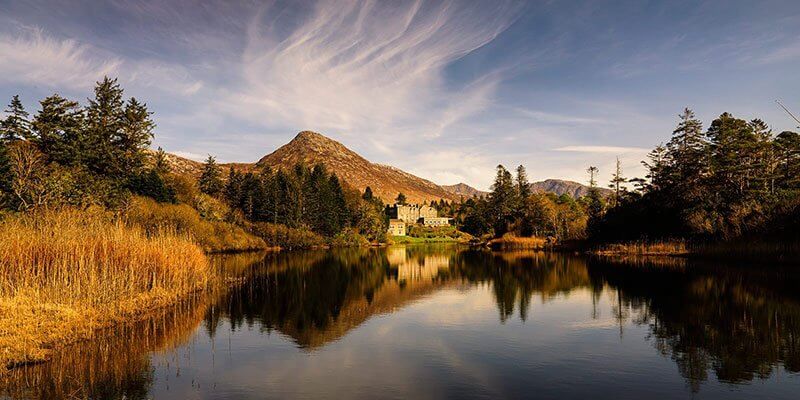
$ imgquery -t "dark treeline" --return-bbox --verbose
[0,77,171,210]
[591,108,800,244]
[198,157,388,244]
[457,165,591,241]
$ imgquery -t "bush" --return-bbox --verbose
[125,196,265,252]
[329,228,370,247]
[250,222,326,249]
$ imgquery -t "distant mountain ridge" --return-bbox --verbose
[441,180,610,199]
[160,131,607,203]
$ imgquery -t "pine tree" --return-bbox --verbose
[31,94,84,165]
[0,95,32,142]
[362,186,374,201]
[515,165,531,200]
[489,164,516,236]
[154,147,170,175]
[84,77,126,178]
[120,97,155,173]
[395,192,407,205]
[224,166,242,206]
[775,131,800,188]
[586,166,603,223]
[608,158,626,208]
[199,156,223,196]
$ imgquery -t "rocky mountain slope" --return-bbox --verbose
[531,179,612,198]
[441,183,489,198]
[255,131,459,203]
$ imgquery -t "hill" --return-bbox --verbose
[441,183,489,198]
[254,131,458,203]
[531,179,611,198]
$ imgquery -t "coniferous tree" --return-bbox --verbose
[362,186,374,201]
[489,164,517,236]
[120,97,155,173]
[153,147,170,175]
[608,158,626,208]
[516,165,531,200]
[31,94,84,166]
[199,156,224,196]
[395,192,407,205]
[585,166,603,224]
[84,77,128,179]
[224,166,243,206]
[775,131,800,188]
[1,95,32,142]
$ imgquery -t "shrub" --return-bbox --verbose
[250,222,326,249]
[125,196,265,252]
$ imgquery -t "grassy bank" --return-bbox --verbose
[0,209,211,371]
[488,234,550,250]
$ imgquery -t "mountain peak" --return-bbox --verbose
[255,131,458,203]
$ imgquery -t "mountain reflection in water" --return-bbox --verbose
[4,245,800,399]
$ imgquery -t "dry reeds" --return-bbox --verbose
[593,240,689,256]
[0,208,211,370]
[489,234,549,250]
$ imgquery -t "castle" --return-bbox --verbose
[387,204,451,236]
[389,204,437,224]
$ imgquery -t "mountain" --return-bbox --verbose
[158,132,607,204]
[531,179,611,198]
[255,131,458,203]
[441,183,488,198]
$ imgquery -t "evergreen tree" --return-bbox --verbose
[84,77,127,179]
[395,192,407,205]
[585,166,603,223]
[775,131,800,188]
[199,156,223,196]
[120,97,155,172]
[608,158,626,208]
[489,165,517,236]
[31,94,84,165]
[224,166,243,206]
[153,147,171,175]
[1,95,32,142]
[515,165,531,200]
[362,186,374,201]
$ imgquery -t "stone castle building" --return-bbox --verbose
[389,204,437,224]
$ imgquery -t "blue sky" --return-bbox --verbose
[1,0,798,190]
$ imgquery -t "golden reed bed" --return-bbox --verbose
[0,208,210,371]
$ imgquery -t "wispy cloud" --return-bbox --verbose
[218,0,522,142]
[0,27,121,90]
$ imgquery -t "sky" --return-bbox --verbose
[1,0,799,190]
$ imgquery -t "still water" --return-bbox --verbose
[4,245,800,399]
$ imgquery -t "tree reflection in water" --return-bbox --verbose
[4,245,800,398]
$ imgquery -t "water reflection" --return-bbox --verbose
[4,245,800,398]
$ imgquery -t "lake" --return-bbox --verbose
[4,245,800,399]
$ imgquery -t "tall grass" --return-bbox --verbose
[592,240,689,256]
[489,234,549,250]
[126,197,265,253]
[0,208,211,370]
